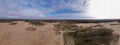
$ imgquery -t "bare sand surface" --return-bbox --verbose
[0,21,120,45]
[0,21,61,45]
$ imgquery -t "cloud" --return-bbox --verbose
[0,0,89,19]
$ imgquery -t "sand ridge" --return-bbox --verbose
[0,21,120,45]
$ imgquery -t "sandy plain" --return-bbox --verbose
[0,21,120,45]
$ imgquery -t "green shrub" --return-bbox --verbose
[64,27,119,45]
[27,21,45,26]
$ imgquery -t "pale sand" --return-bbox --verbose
[0,21,61,45]
[0,21,120,45]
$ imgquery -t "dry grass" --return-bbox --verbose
[53,22,79,31]
[26,21,45,26]
[9,22,17,25]
[64,27,119,45]
[54,22,120,45]
[110,24,120,25]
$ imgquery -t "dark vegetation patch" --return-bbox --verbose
[54,22,80,31]
[0,20,13,23]
[26,21,45,26]
[53,22,120,45]
[110,24,120,25]
[0,19,120,23]
[90,24,103,27]
[9,22,17,25]
[25,27,37,32]
[64,27,119,45]
[53,22,79,35]
[87,24,104,28]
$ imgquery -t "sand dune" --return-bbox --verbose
[0,21,120,45]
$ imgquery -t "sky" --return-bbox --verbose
[89,0,120,19]
[0,0,120,19]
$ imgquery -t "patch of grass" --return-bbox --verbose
[0,20,13,23]
[110,24,120,25]
[9,22,17,25]
[90,24,103,27]
[27,21,45,26]
[64,27,119,45]
[54,22,79,31]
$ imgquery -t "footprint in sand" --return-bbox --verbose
[0,32,11,45]
[1,32,11,40]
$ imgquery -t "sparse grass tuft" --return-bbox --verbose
[26,21,45,26]
[9,22,17,25]
[54,22,79,31]
[110,24,120,25]
[64,26,119,45]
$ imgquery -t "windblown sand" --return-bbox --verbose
[0,21,120,45]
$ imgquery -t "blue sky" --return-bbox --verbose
[0,0,91,19]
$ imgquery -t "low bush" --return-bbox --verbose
[54,23,79,31]
[9,22,17,25]
[27,21,45,26]
[64,27,119,45]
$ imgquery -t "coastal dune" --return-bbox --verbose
[0,21,120,45]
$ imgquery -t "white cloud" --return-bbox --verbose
[0,0,89,19]
[88,0,120,19]
[20,8,45,17]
